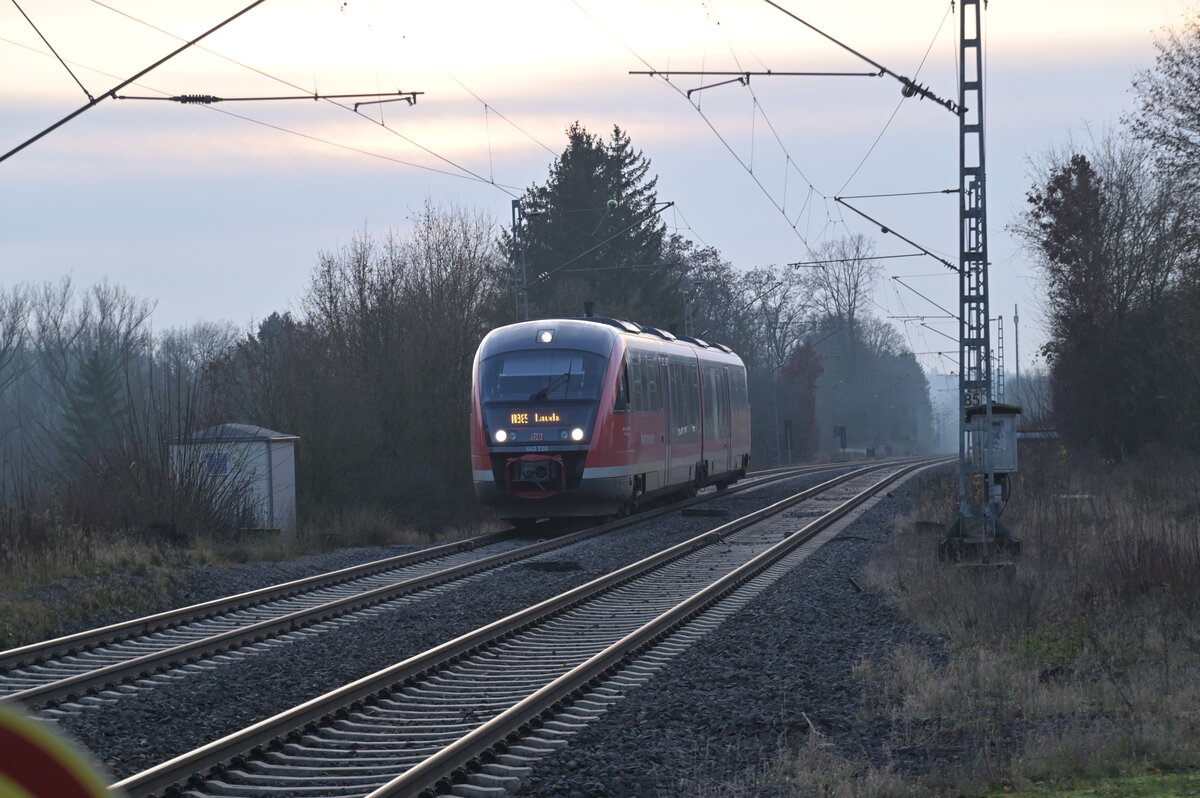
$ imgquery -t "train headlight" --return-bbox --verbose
[494,429,508,443]
[570,427,585,441]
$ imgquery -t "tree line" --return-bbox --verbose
[0,123,935,551]
[1013,9,1200,457]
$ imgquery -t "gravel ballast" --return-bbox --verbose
[514,466,948,797]
[45,466,883,782]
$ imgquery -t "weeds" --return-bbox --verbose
[765,735,914,797]
[716,450,1200,797]
[853,449,1200,794]
[0,502,495,650]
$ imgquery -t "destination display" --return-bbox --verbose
[508,410,562,425]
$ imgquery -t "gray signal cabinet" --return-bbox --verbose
[967,402,1020,474]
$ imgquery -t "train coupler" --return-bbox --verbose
[504,454,566,499]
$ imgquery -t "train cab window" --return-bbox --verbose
[480,349,608,402]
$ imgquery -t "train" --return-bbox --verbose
[470,315,751,522]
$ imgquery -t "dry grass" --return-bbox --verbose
[0,504,496,649]
[852,447,1200,794]
[710,449,1200,797]
[684,735,917,798]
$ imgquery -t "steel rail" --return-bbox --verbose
[370,460,934,797]
[111,460,919,798]
[3,462,850,709]
[2,461,835,671]
[0,533,508,671]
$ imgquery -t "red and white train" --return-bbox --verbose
[470,316,751,521]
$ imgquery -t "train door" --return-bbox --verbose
[659,354,673,484]
[700,365,731,477]
[666,358,701,486]
[709,366,733,476]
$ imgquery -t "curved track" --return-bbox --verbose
[0,463,849,710]
[111,459,940,798]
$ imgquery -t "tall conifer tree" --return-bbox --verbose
[515,123,677,324]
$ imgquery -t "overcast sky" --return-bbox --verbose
[1,0,1189,378]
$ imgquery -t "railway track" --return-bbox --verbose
[0,462,850,711]
[110,458,939,798]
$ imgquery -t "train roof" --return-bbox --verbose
[477,317,741,361]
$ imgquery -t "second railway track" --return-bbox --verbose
[107,458,941,798]
[0,463,848,711]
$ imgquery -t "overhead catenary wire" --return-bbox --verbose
[591,0,829,257]
[441,71,557,157]
[834,197,958,272]
[74,0,517,195]
[892,276,959,320]
[669,204,712,249]
[352,0,559,158]
[0,35,495,184]
[788,253,924,267]
[759,0,959,114]
[529,201,676,285]
[5,1,729,283]
[114,90,422,106]
[887,278,935,362]
[602,0,964,271]
[838,188,958,199]
[11,0,92,100]
[1,0,272,165]
[835,1,956,194]
[697,4,843,233]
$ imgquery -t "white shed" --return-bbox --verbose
[169,423,299,531]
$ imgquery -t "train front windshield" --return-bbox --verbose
[479,350,608,403]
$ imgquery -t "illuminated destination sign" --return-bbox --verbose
[509,410,562,425]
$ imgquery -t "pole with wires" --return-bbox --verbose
[512,200,529,321]
[1,0,271,164]
[939,0,1021,563]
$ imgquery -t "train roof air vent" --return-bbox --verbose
[586,317,644,334]
[610,318,644,333]
[639,325,676,341]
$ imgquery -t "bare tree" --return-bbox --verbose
[803,234,882,354]
[738,266,814,373]
[0,284,30,397]
[216,201,506,522]
[1129,8,1200,204]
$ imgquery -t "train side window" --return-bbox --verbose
[615,361,630,413]
[687,364,700,435]
[715,368,730,438]
[703,366,721,438]
[629,356,644,412]
[669,361,700,441]
[668,363,683,441]
[722,369,732,437]
[646,359,660,411]
[681,364,689,433]
[730,365,748,409]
